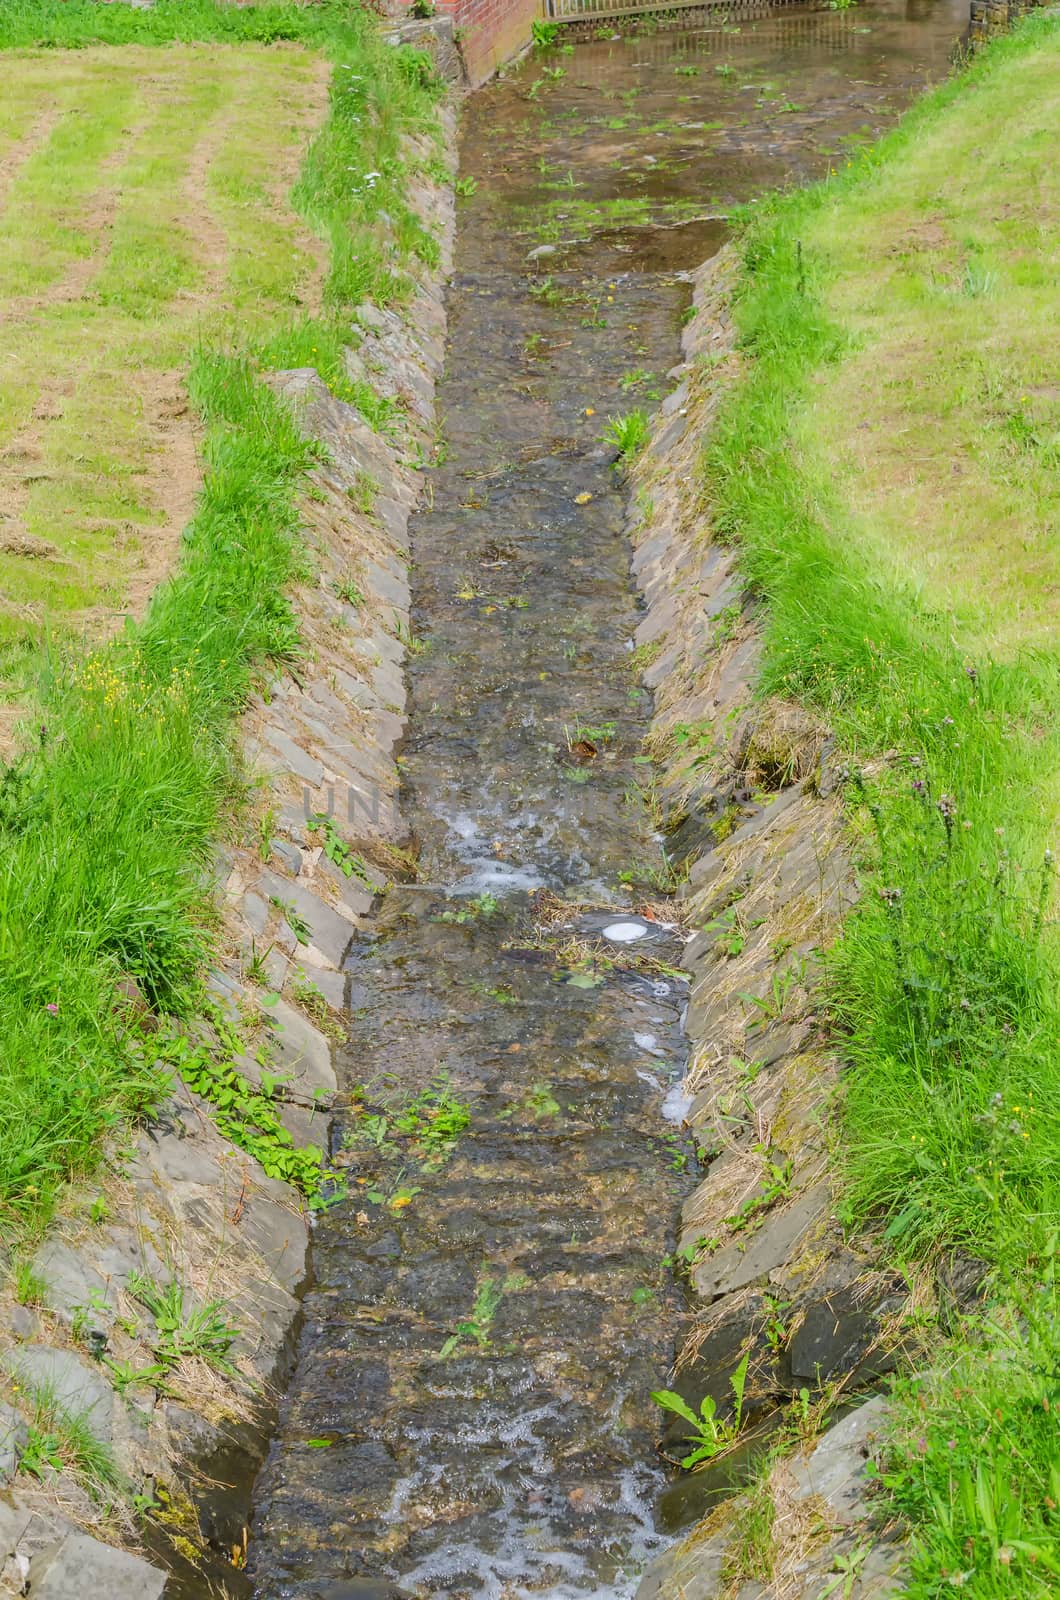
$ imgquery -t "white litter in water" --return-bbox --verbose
[602,921,647,943]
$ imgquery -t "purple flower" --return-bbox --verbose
[45,1003,58,1016]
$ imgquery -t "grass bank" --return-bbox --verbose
[0,1,444,1220]
[706,12,1060,1594]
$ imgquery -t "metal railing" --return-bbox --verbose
[544,0,816,24]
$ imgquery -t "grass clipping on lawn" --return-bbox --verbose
[0,0,444,1221]
[0,41,329,701]
[707,13,1060,1596]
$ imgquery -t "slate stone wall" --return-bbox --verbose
[626,253,908,1600]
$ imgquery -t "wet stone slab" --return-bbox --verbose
[251,895,693,1597]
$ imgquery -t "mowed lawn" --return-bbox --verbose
[0,45,328,716]
[800,30,1060,659]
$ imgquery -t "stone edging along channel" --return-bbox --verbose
[627,252,915,1600]
[0,109,457,1600]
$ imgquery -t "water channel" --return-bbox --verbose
[248,3,968,1593]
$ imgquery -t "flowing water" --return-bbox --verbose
[248,4,968,1594]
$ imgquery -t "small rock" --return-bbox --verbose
[272,838,303,875]
[9,1305,39,1341]
[0,1501,31,1564]
[27,1533,166,1600]
[0,1401,28,1482]
[242,890,270,936]
[5,1347,114,1442]
[789,1395,890,1524]
[693,1180,830,1301]
[30,1241,109,1330]
[260,726,325,788]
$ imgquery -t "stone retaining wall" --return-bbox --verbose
[626,253,909,1600]
[0,113,456,1600]
[969,0,1042,44]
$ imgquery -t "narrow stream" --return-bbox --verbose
[249,4,967,1594]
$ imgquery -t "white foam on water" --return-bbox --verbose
[601,921,647,943]
[662,1079,693,1125]
[633,1031,665,1056]
[453,859,548,894]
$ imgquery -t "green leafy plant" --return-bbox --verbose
[257,807,276,863]
[126,1272,238,1374]
[528,275,562,305]
[13,1260,46,1307]
[762,1293,792,1353]
[653,1350,751,1468]
[103,1357,172,1397]
[439,1273,525,1357]
[724,1155,792,1233]
[565,720,616,750]
[527,1081,561,1119]
[307,814,373,885]
[531,16,561,46]
[392,1075,471,1164]
[18,1381,123,1500]
[270,897,312,945]
[334,570,365,607]
[161,1031,341,1208]
[19,1427,64,1481]
[604,410,650,458]
[816,1543,870,1599]
[438,891,498,925]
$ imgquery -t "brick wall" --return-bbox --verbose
[435,0,540,85]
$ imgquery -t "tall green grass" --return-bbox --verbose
[707,14,1060,1593]
[0,1,444,1221]
[707,11,1060,1272]
[883,1264,1060,1598]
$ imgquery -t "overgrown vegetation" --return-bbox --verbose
[882,1262,1060,1597]
[125,1270,238,1374]
[604,408,650,458]
[0,0,444,1223]
[15,1379,123,1501]
[343,1073,471,1172]
[707,13,1060,1592]
[652,1349,750,1468]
